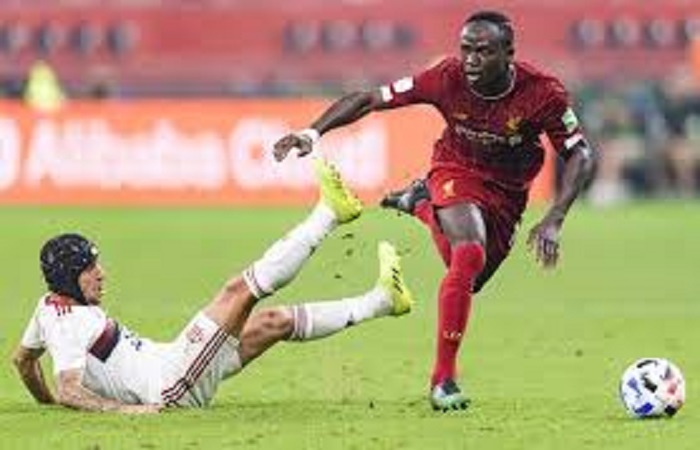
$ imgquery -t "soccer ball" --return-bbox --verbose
[619,357,686,418]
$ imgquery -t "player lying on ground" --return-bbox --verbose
[273,10,596,411]
[12,159,413,414]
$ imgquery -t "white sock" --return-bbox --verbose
[287,287,392,341]
[243,203,337,298]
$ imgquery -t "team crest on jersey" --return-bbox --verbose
[504,116,524,146]
[186,324,205,344]
[442,180,456,198]
[505,116,522,133]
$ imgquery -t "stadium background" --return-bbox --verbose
[0,1,698,449]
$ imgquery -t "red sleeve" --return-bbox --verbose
[379,58,454,109]
[538,79,585,160]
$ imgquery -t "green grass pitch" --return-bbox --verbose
[0,202,698,449]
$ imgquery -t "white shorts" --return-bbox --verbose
[159,312,242,407]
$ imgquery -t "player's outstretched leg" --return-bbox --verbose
[234,242,414,369]
[380,178,430,215]
[243,158,363,299]
[286,241,414,341]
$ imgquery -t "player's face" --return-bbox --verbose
[459,21,512,92]
[78,261,106,305]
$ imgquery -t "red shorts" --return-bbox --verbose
[427,164,528,292]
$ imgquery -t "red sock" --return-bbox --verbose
[414,200,451,266]
[431,241,485,387]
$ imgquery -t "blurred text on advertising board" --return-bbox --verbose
[0,100,553,206]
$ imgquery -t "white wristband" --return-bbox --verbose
[298,128,321,145]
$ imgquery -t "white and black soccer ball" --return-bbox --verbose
[619,357,686,418]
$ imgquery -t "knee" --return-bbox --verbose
[438,205,487,247]
[207,276,256,318]
[451,241,486,274]
[252,307,294,338]
[222,276,250,294]
[215,276,253,304]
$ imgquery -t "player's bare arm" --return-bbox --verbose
[55,368,161,414]
[12,345,55,405]
[273,90,384,161]
[528,139,597,268]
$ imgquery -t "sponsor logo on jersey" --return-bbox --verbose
[453,122,524,148]
[562,108,579,132]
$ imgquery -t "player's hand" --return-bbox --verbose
[273,129,319,162]
[119,403,163,414]
[527,215,563,269]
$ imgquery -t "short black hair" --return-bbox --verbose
[464,10,514,47]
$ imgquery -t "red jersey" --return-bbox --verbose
[379,57,584,191]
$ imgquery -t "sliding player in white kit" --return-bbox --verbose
[12,159,414,414]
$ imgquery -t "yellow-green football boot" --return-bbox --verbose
[314,158,363,224]
[376,241,413,316]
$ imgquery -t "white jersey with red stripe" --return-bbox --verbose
[21,294,241,407]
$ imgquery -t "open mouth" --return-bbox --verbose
[466,72,481,82]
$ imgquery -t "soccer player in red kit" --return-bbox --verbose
[273,11,596,411]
